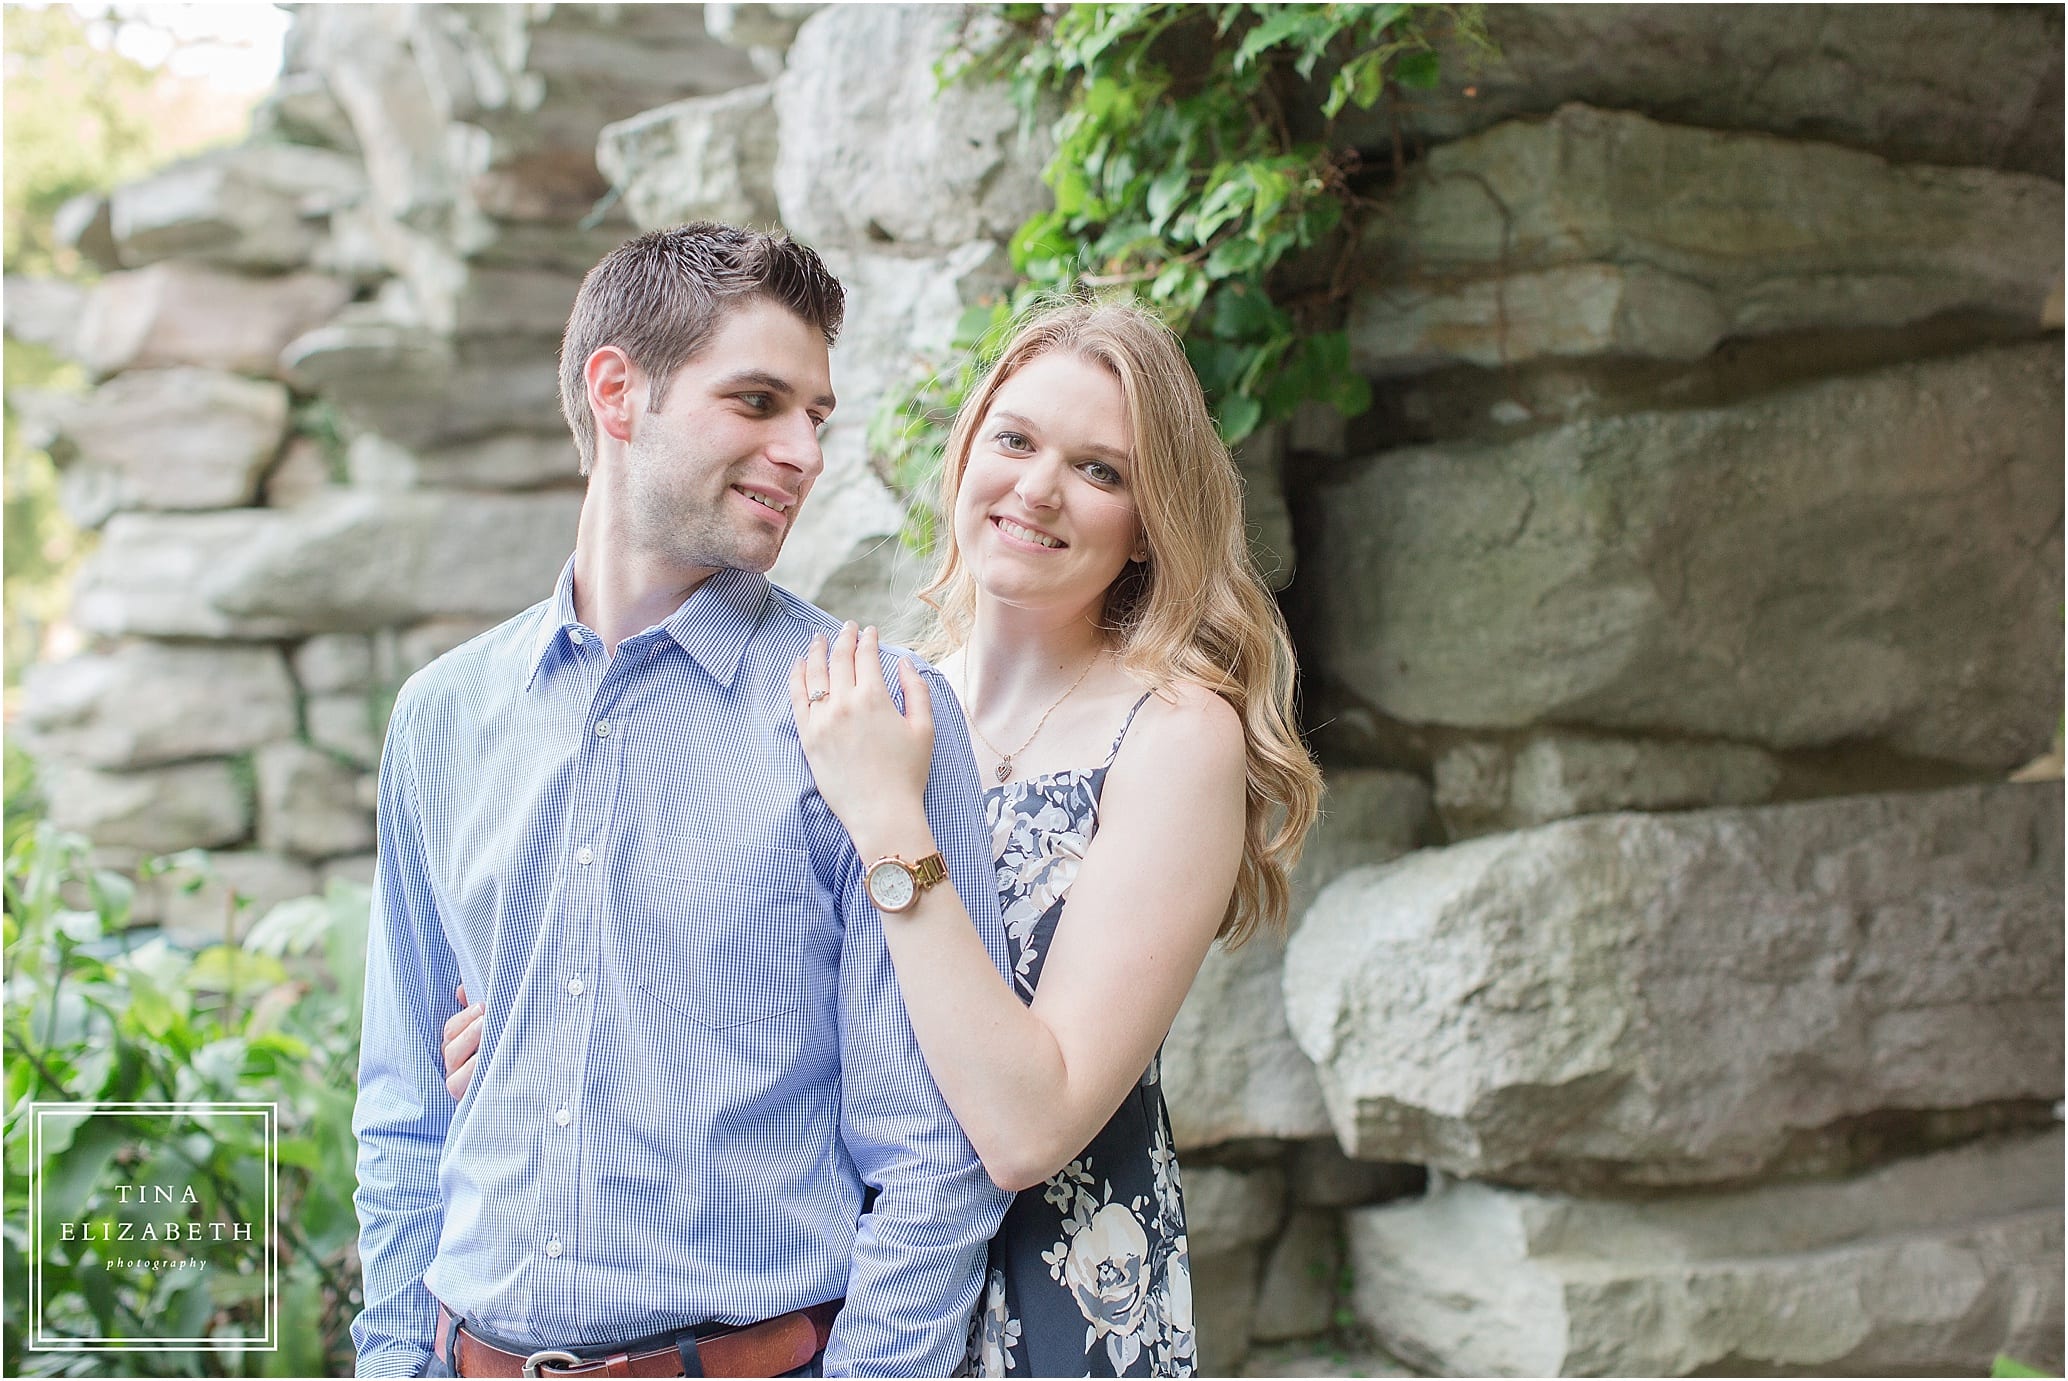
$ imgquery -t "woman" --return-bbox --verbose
[444,300,1322,1377]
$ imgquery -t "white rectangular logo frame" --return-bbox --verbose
[27,1100,279,1352]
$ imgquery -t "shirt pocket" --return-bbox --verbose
[634,845,815,1028]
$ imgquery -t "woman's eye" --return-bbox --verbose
[1083,460,1122,485]
[995,431,1031,452]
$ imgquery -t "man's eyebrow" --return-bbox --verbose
[715,369,837,413]
[990,410,1131,464]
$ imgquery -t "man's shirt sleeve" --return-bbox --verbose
[820,665,1015,1377]
[351,692,464,1378]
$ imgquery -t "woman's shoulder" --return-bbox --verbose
[1120,677,1243,769]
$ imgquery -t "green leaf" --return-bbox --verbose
[1395,48,1442,90]
[1233,6,1330,72]
[1192,173,1252,243]
[1145,165,1190,231]
[1209,283,1285,341]
[1216,392,1264,445]
[1991,1358,2050,1379]
[38,1111,123,1230]
[1203,236,1265,278]
[1331,372,1373,418]
[1327,49,1388,117]
[188,946,289,993]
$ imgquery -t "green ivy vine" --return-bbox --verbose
[868,2,1491,552]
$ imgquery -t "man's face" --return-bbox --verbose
[617,298,836,576]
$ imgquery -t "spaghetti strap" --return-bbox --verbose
[1102,690,1157,766]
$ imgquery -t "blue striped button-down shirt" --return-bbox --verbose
[351,559,1013,1378]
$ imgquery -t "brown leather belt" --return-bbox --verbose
[435,1300,841,1378]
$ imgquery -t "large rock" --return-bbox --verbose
[1284,783,2063,1188]
[306,693,386,768]
[1353,106,2063,374]
[597,85,780,230]
[73,511,300,640]
[74,263,350,378]
[348,432,579,491]
[703,3,819,76]
[282,307,566,447]
[109,142,364,271]
[1252,1209,1339,1344]
[206,490,578,633]
[426,5,763,158]
[1164,937,1333,1152]
[43,760,251,854]
[1184,1165,1286,1258]
[19,642,296,771]
[1290,1140,1423,1211]
[1349,1130,2064,1377]
[773,5,1050,251]
[1309,342,2065,770]
[256,743,375,860]
[51,368,290,522]
[292,635,377,695]
[1375,5,2063,178]
[1231,425,1295,592]
[2,275,88,358]
[1165,770,1429,1150]
[1434,730,1781,837]
[1192,1246,1262,1378]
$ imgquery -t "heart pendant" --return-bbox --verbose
[995,759,1013,782]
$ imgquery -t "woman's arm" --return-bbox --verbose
[789,624,1244,1191]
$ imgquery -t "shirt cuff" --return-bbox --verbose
[356,1341,433,1378]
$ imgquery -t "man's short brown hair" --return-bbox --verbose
[558,222,846,474]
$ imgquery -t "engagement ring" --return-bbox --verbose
[808,689,829,704]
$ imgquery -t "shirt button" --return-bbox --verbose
[566,977,585,997]
[554,1106,571,1128]
[593,720,612,738]
[545,1238,563,1259]
[568,628,583,646]
[574,846,594,866]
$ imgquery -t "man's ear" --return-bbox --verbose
[585,346,640,446]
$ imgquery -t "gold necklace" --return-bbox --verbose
[968,652,1101,783]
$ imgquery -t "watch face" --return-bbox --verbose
[867,859,917,912]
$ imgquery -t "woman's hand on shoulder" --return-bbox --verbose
[789,622,938,857]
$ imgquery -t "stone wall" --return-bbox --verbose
[7,5,2061,1375]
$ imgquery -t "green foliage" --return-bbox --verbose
[3,826,370,1375]
[872,2,1489,551]
[2,6,253,276]
[3,340,91,690]
[1993,1357,2051,1379]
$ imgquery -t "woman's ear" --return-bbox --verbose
[585,345,639,445]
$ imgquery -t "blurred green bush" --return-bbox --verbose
[4,819,368,1377]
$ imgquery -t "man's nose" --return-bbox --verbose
[768,411,825,480]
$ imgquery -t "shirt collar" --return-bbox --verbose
[524,557,770,691]
[659,566,770,688]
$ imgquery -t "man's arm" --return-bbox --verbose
[351,694,464,1377]
[820,665,1013,1377]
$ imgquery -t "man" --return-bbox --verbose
[351,223,1013,1378]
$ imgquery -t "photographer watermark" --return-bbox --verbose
[27,1100,278,1352]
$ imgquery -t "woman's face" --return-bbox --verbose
[953,350,1144,623]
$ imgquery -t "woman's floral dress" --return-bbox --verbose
[966,693,1195,1378]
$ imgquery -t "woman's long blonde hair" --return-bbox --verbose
[919,299,1323,947]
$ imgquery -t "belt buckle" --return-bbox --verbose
[521,1349,582,1378]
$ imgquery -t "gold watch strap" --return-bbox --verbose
[911,852,948,891]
